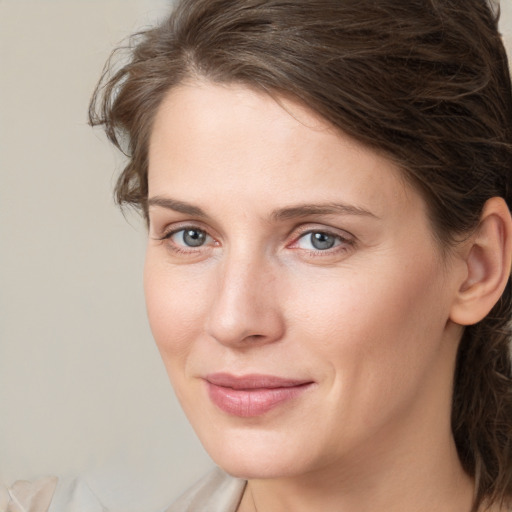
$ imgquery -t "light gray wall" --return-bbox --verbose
[0,1,511,511]
[0,2,212,511]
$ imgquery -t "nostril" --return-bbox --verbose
[245,334,264,341]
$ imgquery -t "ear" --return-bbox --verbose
[450,197,512,326]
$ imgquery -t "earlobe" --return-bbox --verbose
[450,197,512,326]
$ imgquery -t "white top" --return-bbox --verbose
[1,476,108,512]
[3,471,512,512]
[165,468,246,512]
[0,469,245,512]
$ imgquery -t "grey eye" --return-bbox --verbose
[173,228,208,247]
[297,231,340,251]
[310,232,336,250]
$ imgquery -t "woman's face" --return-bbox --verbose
[145,82,464,479]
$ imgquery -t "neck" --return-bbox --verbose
[241,440,473,512]
[238,396,474,512]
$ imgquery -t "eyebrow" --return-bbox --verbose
[147,196,378,221]
[147,196,207,217]
[270,203,378,221]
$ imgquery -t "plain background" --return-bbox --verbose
[0,2,213,511]
[1,1,511,511]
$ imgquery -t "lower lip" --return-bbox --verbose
[206,381,313,417]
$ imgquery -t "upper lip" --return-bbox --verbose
[205,373,313,390]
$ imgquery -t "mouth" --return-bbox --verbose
[204,373,315,417]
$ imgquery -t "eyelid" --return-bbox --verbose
[166,226,209,239]
[289,223,355,243]
[163,227,215,244]
[286,224,357,256]
[151,220,355,256]
[151,219,216,241]
[151,222,220,260]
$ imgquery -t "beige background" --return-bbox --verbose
[1,1,511,511]
[0,2,213,511]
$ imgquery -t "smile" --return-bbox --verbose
[205,373,314,417]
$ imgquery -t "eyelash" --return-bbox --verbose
[157,226,216,255]
[290,228,355,256]
[156,225,355,258]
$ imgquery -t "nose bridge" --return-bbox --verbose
[206,246,284,346]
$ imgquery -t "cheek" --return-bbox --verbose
[288,255,450,387]
[285,261,451,446]
[143,256,206,368]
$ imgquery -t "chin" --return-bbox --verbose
[216,454,303,481]
[197,425,320,480]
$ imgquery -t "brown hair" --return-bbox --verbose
[89,0,512,509]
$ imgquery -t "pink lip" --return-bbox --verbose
[205,373,314,417]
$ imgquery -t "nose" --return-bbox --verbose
[205,253,286,347]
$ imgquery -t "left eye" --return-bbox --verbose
[296,231,342,251]
[170,228,211,247]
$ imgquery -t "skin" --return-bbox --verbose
[144,81,490,512]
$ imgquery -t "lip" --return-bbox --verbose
[205,373,314,417]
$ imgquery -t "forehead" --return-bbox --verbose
[147,81,418,221]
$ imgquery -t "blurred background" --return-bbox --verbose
[0,2,213,511]
[0,1,511,511]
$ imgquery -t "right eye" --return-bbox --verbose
[168,227,212,248]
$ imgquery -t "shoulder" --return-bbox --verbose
[1,475,110,512]
[48,476,107,512]
[1,470,244,512]
[1,476,58,512]
[165,467,246,512]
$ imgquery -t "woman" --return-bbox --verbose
[90,0,512,511]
